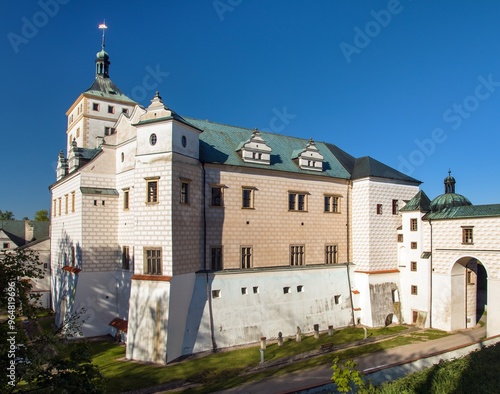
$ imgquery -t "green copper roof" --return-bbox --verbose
[430,192,472,212]
[424,204,500,220]
[84,75,136,104]
[400,190,431,212]
[186,118,352,179]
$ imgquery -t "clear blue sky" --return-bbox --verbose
[2,1,500,219]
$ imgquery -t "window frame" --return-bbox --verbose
[290,245,305,266]
[241,246,253,269]
[324,195,340,213]
[145,177,159,204]
[180,179,190,205]
[392,199,399,215]
[462,227,474,244]
[211,185,224,207]
[92,103,99,111]
[288,191,308,212]
[411,242,418,249]
[122,246,130,270]
[242,187,255,209]
[144,247,162,275]
[410,218,418,231]
[325,244,338,264]
[376,204,383,215]
[211,246,223,271]
[411,261,417,272]
[411,285,418,295]
[123,189,130,210]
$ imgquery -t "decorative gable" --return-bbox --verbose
[293,139,323,172]
[237,129,272,165]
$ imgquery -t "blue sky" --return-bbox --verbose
[2,0,500,219]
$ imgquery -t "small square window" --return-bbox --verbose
[411,242,417,249]
[467,270,475,285]
[283,286,291,294]
[289,192,307,211]
[92,103,99,111]
[411,285,418,295]
[297,285,304,293]
[376,204,383,215]
[462,228,473,244]
[411,261,417,271]
[324,195,340,213]
[122,108,128,114]
[2,243,9,249]
[212,289,221,298]
[253,286,259,294]
[397,234,403,242]
[334,295,341,304]
[108,105,114,114]
[241,287,248,295]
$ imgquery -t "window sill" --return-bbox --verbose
[131,274,171,281]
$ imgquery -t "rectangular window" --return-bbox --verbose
[411,285,418,295]
[242,188,254,209]
[65,194,68,214]
[289,192,307,211]
[144,248,162,275]
[467,270,475,285]
[411,242,417,249]
[53,199,57,217]
[123,189,130,210]
[3,243,9,249]
[290,245,305,266]
[410,218,418,231]
[58,198,62,216]
[146,179,159,203]
[324,195,340,213]
[397,234,403,242]
[122,246,130,270]
[325,244,338,264]
[376,204,383,215]
[241,246,253,269]
[104,127,116,136]
[392,199,399,215]
[411,261,417,271]
[211,247,223,271]
[462,228,473,244]
[180,181,189,204]
[108,105,114,114]
[92,103,99,111]
[334,295,341,305]
[71,192,75,212]
[212,289,221,298]
[211,186,223,207]
[71,246,76,266]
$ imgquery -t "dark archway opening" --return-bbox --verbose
[476,263,487,324]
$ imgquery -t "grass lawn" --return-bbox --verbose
[89,325,447,393]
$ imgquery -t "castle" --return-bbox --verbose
[49,35,500,363]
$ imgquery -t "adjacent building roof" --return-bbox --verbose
[400,190,431,212]
[423,204,500,220]
[0,221,49,246]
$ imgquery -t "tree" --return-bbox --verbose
[331,356,375,394]
[0,210,15,220]
[0,249,105,392]
[34,209,49,222]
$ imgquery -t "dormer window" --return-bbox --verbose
[238,129,272,165]
[293,139,323,171]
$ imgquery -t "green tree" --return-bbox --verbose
[331,356,375,394]
[0,249,105,393]
[0,210,15,220]
[34,209,49,222]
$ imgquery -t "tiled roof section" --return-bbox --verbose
[351,156,421,184]
[109,318,128,332]
[84,76,136,104]
[185,118,352,179]
[80,187,119,196]
[0,221,49,245]
[400,190,431,212]
[79,148,102,161]
[423,204,500,220]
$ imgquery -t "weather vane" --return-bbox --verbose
[98,20,107,50]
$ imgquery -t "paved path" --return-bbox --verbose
[218,326,488,394]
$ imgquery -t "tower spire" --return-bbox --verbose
[95,21,110,78]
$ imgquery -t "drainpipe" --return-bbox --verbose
[346,180,356,326]
[202,163,217,352]
[429,218,433,328]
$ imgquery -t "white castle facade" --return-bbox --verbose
[49,43,500,363]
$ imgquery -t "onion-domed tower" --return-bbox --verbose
[430,170,472,212]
